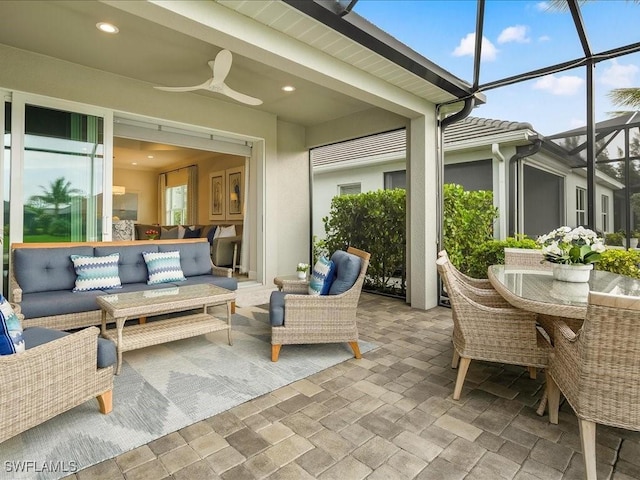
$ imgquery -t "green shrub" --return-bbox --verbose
[322,189,406,296]
[605,231,624,246]
[595,249,640,278]
[465,236,539,279]
[442,184,498,274]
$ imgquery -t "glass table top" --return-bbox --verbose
[489,265,640,309]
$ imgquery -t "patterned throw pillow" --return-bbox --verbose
[0,294,24,355]
[308,256,336,296]
[70,253,122,292]
[142,250,186,285]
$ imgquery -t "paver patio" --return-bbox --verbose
[70,293,639,480]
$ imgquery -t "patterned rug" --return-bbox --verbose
[0,306,377,480]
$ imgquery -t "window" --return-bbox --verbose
[165,185,187,225]
[576,187,586,226]
[384,170,406,190]
[601,194,609,232]
[338,183,361,195]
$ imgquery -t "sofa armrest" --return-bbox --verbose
[211,235,242,267]
[211,266,233,278]
[11,287,22,304]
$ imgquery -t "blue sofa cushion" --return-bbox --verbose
[70,253,122,292]
[159,242,212,277]
[22,327,117,368]
[308,256,335,296]
[328,250,362,295]
[95,244,158,285]
[14,246,94,293]
[143,251,186,285]
[20,290,105,319]
[0,295,24,355]
[269,291,286,326]
[101,282,178,294]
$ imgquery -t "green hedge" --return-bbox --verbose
[595,249,640,278]
[321,189,406,296]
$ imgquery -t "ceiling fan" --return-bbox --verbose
[154,49,263,106]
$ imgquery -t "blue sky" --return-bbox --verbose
[354,0,640,136]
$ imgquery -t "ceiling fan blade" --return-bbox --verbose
[211,50,232,83]
[220,83,263,105]
[154,78,212,92]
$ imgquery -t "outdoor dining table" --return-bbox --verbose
[487,264,640,320]
[487,264,640,415]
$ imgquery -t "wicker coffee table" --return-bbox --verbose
[97,284,236,374]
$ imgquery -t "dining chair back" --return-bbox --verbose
[546,291,640,480]
[504,248,550,270]
[436,256,549,400]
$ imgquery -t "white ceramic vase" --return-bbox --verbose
[552,263,593,283]
[297,271,306,280]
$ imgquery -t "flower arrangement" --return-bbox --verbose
[146,229,159,240]
[537,226,605,265]
[296,263,310,273]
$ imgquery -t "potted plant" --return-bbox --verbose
[537,226,605,282]
[631,231,640,249]
[296,263,310,279]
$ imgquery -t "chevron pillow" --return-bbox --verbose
[142,250,186,285]
[0,294,24,355]
[70,253,122,292]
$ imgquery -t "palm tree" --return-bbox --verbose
[29,177,82,216]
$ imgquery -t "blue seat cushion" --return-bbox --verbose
[328,250,362,295]
[159,242,212,277]
[269,291,287,326]
[22,327,117,368]
[20,290,105,319]
[174,275,238,291]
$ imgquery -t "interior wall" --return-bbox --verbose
[112,168,158,224]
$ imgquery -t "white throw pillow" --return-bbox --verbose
[215,225,237,239]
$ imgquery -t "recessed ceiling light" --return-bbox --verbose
[282,85,296,92]
[131,162,138,166]
[96,22,119,34]
[147,155,154,159]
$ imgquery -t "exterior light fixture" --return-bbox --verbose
[112,185,126,195]
[96,22,119,34]
[282,85,296,92]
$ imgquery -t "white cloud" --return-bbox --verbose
[538,35,551,42]
[498,25,530,44]
[570,118,586,129]
[533,74,583,95]
[452,33,498,61]
[600,59,639,88]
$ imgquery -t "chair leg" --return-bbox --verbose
[231,301,236,315]
[451,349,460,369]
[349,341,362,359]
[271,344,281,362]
[578,419,597,480]
[546,371,560,425]
[453,357,471,400]
[97,390,113,414]
[528,366,537,379]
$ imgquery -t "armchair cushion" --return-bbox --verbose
[70,253,122,292]
[0,295,24,355]
[22,327,117,368]
[269,291,287,326]
[308,256,336,296]
[328,250,362,295]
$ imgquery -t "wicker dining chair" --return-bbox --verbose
[270,247,370,362]
[437,250,493,289]
[546,292,640,480]
[436,256,549,400]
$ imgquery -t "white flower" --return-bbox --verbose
[592,242,606,253]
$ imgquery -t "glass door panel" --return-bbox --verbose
[23,105,104,242]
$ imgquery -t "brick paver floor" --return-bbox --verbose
[70,293,640,480]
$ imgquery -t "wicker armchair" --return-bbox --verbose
[436,256,549,400]
[546,292,640,480]
[503,247,549,271]
[270,247,370,362]
[0,325,114,443]
[437,250,493,289]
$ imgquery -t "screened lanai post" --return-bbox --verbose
[158,173,167,223]
[239,157,249,274]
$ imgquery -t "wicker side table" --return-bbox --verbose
[273,274,309,293]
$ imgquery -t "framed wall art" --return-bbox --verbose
[226,166,244,220]
[209,170,226,221]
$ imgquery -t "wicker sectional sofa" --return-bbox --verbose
[9,238,237,330]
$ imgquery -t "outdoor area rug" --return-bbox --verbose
[0,306,377,480]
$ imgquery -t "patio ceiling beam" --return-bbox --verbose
[472,0,485,91]
[567,0,592,58]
